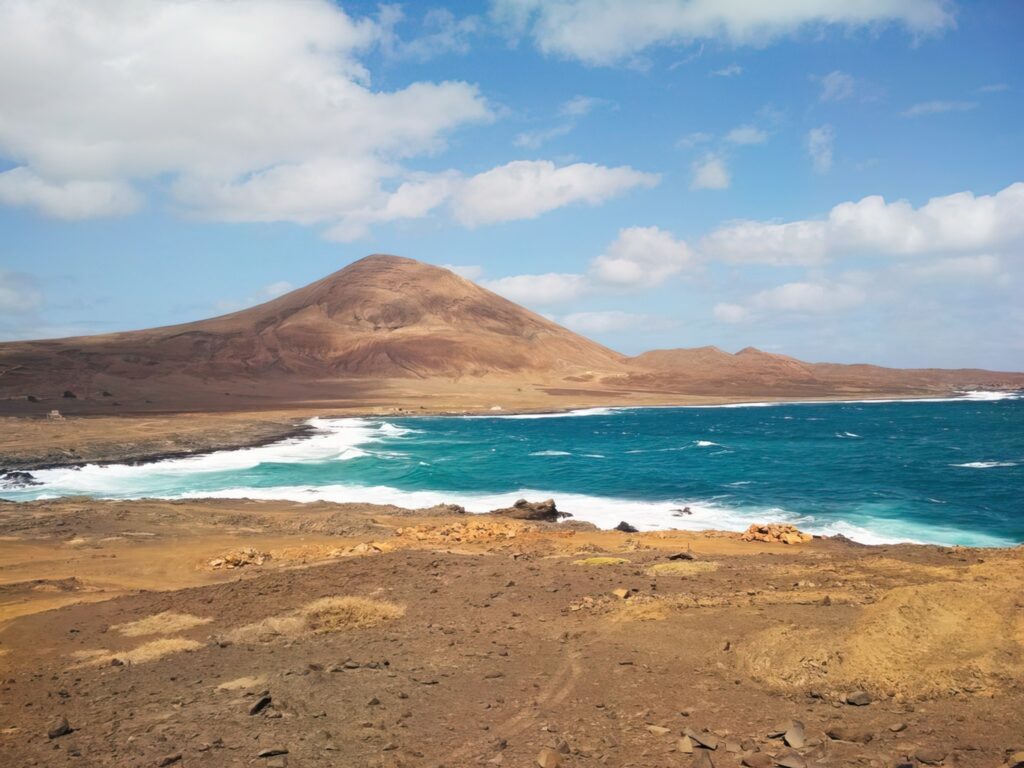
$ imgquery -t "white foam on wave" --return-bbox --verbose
[529,450,572,457]
[474,407,618,420]
[951,461,1017,469]
[694,440,721,448]
[163,482,1012,547]
[22,417,389,497]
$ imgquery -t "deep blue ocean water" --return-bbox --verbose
[5,394,1023,546]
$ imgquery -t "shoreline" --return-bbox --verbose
[5,392,1022,550]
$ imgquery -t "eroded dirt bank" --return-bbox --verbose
[1,498,1022,768]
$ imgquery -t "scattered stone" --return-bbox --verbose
[47,716,71,739]
[614,521,639,533]
[611,588,632,600]
[249,695,272,715]
[914,748,946,765]
[725,741,741,753]
[741,754,772,768]
[741,523,813,545]
[826,726,873,744]
[257,747,289,758]
[1004,751,1024,768]
[846,691,872,706]
[668,551,695,560]
[62,390,77,399]
[693,749,715,768]
[685,729,719,750]
[776,751,807,768]
[784,720,805,749]
[366,696,380,706]
[678,735,694,754]
[157,754,182,767]
[646,725,671,736]
[491,499,568,522]
[536,746,562,767]
[889,722,908,733]
[210,548,271,569]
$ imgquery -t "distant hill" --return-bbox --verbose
[0,255,1021,413]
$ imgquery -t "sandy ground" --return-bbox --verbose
[0,498,1022,768]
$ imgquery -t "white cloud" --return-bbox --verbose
[700,182,1024,265]
[0,271,44,314]
[712,64,743,77]
[559,95,610,117]
[513,124,574,149]
[0,168,141,220]
[725,125,768,145]
[481,273,589,305]
[816,70,856,102]
[591,226,696,287]
[713,303,749,324]
[978,83,1009,93]
[377,6,479,61]
[0,0,491,234]
[750,280,867,314]
[807,125,835,173]
[452,160,659,226]
[491,0,953,65]
[902,100,978,117]
[214,280,296,313]
[900,254,1005,282]
[562,310,647,333]
[691,154,730,190]
[677,132,714,148]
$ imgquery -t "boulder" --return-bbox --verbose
[914,748,946,765]
[536,747,562,767]
[740,523,813,544]
[845,690,872,706]
[614,521,639,533]
[47,716,71,739]
[491,499,567,522]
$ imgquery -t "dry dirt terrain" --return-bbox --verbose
[1,498,1022,768]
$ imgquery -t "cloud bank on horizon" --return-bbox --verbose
[0,0,1021,370]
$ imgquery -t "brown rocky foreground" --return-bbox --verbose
[1,498,1022,768]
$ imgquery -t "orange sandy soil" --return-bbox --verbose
[0,497,1022,768]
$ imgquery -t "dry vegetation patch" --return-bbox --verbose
[71,638,202,667]
[647,561,719,576]
[226,596,405,644]
[573,557,630,566]
[113,611,212,637]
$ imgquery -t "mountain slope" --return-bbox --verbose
[0,254,1021,413]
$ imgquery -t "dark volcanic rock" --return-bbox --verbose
[47,715,71,739]
[614,521,639,533]
[490,498,568,522]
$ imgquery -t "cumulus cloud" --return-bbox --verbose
[807,125,836,173]
[442,264,484,280]
[677,132,714,149]
[700,182,1024,265]
[902,100,978,117]
[513,124,575,149]
[559,95,611,117]
[561,310,648,334]
[477,225,694,309]
[0,168,141,220]
[691,154,730,190]
[591,226,696,287]
[452,161,659,226]
[377,6,480,61]
[214,280,296,313]
[481,273,590,305]
[491,0,953,65]
[750,280,867,314]
[712,303,749,323]
[0,271,44,314]
[816,70,857,102]
[725,125,768,145]
[0,0,494,236]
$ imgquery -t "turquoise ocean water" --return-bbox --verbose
[4,393,1022,547]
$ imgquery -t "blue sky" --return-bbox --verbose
[1,0,1022,369]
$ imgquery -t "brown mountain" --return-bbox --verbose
[0,255,1021,413]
